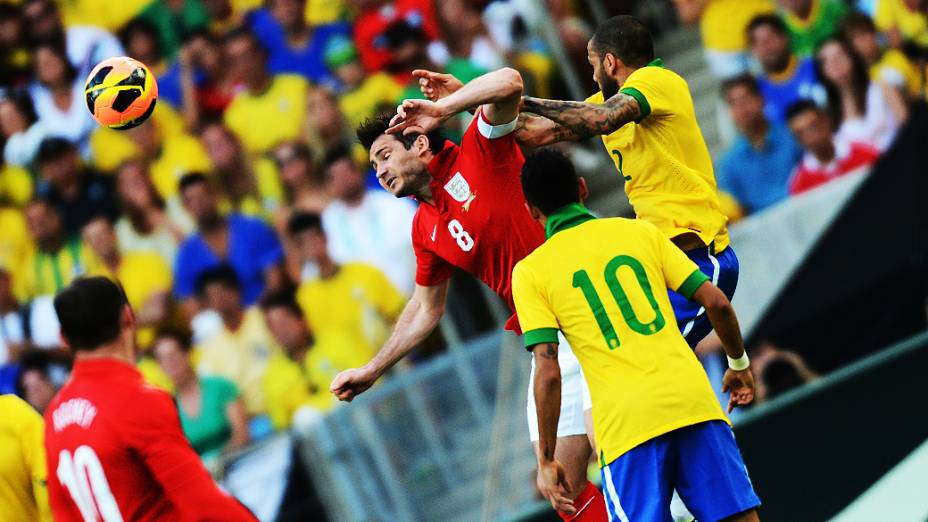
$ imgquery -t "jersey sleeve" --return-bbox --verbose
[121,387,257,521]
[512,261,559,350]
[459,108,523,170]
[653,225,708,299]
[412,228,454,287]
[619,66,673,122]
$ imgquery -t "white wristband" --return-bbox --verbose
[727,352,750,371]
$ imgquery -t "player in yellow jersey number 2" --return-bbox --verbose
[513,150,760,522]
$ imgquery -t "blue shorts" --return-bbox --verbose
[600,420,760,522]
[668,246,739,347]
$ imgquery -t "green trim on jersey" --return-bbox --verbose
[544,203,596,239]
[677,269,710,299]
[523,328,560,349]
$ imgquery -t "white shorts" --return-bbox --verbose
[526,333,593,442]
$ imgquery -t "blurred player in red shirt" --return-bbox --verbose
[330,68,607,521]
[45,277,256,522]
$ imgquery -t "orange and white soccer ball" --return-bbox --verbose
[84,56,158,130]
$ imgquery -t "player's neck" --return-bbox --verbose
[318,257,338,279]
[73,340,134,365]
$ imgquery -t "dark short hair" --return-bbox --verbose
[287,211,323,236]
[36,137,75,164]
[224,25,267,56]
[177,172,209,194]
[194,264,241,296]
[747,14,788,40]
[323,143,354,170]
[152,327,192,353]
[840,12,877,38]
[15,349,53,396]
[520,148,580,216]
[54,277,129,351]
[356,113,446,155]
[720,74,762,98]
[591,15,654,68]
[118,18,162,61]
[1,89,38,127]
[383,19,428,49]
[785,99,822,122]
[259,290,303,317]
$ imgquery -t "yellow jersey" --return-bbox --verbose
[700,0,775,52]
[512,204,728,465]
[338,73,405,131]
[296,262,405,361]
[586,60,729,251]
[0,395,51,522]
[224,75,310,157]
[0,207,31,276]
[16,239,102,300]
[0,164,33,207]
[875,0,928,47]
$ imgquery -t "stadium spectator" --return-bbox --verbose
[136,0,210,60]
[786,100,880,195]
[16,350,61,413]
[194,265,281,419]
[248,0,352,87]
[34,138,117,235]
[0,202,31,289]
[320,145,417,294]
[325,36,404,130]
[199,121,283,219]
[18,199,101,300]
[289,212,404,360]
[776,0,850,57]
[118,18,178,109]
[1,90,47,167]
[82,217,172,349]
[271,141,328,215]
[0,269,26,366]
[748,14,826,122]
[435,0,505,73]
[816,37,908,150]
[27,43,96,157]
[174,173,285,317]
[874,0,928,49]
[174,30,236,127]
[20,0,124,74]
[841,12,924,100]
[750,342,818,401]
[673,0,775,79]
[718,75,803,214]
[0,394,51,522]
[114,160,191,265]
[305,87,355,161]
[0,4,31,88]
[351,0,442,74]
[153,329,250,464]
[261,292,360,430]
[223,28,310,158]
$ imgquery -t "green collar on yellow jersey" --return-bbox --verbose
[545,203,596,239]
[647,58,664,68]
[619,59,662,122]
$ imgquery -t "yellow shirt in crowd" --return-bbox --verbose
[338,73,405,131]
[512,205,727,465]
[224,75,310,157]
[197,307,281,415]
[262,331,359,430]
[586,60,729,251]
[872,48,925,100]
[16,239,102,301]
[296,262,405,361]
[0,207,32,277]
[875,0,928,47]
[699,0,775,52]
[0,164,33,207]
[0,395,51,522]
[96,252,173,349]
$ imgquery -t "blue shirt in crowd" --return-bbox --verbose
[717,121,803,214]
[248,10,351,88]
[173,213,284,304]
[757,58,825,123]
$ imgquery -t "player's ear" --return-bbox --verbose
[415,134,430,156]
[121,304,136,331]
[604,52,620,76]
[525,202,543,222]
[578,177,589,203]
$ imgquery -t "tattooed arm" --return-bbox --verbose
[531,341,575,514]
[512,113,583,149]
[521,92,641,141]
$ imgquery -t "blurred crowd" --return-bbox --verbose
[676,0,926,217]
[0,0,925,470]
[0,0,600,468]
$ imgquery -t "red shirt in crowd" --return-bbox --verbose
[411,110,545,332]
[44,358,256,522]
[353,0,440,73]
[789,140,879,195]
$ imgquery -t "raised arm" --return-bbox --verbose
[521,92,641,141]
[388,67,524,135]
[330,280,450,401]
[691,282,755,412]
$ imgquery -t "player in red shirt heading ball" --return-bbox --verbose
[330,68,607,520]
[45,277,256,522]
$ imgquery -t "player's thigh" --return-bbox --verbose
[526,337,588,442]
[671,421,761,522]
[600,436,674,522]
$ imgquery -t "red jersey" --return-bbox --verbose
[789,140,879,195]
[44,358,256,522]
[412,110,545,331]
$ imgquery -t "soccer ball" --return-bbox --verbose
[84,56,158,130]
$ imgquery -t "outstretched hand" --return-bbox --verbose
[386,99,450,136]
[330,367,378,402]
[413,69,463,102]
[721,368,755,413]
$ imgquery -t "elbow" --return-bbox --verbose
[499,67,524,99]
[704,292,733,315]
